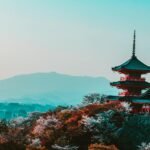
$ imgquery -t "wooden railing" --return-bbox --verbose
[120,76,145,82]
[119,91,140,96]
[141,105,150,113]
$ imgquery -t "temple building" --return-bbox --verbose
[108,31,150,112]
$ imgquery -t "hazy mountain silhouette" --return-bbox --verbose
[0,72,117,105]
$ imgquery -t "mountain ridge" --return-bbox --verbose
[0,72,117,105]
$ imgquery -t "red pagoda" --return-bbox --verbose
[109,31,150,112]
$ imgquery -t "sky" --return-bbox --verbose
[0,0,150,81]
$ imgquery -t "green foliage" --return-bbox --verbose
[0,120,8,133]
[117,114,150,150]
[0,99,149,150]
[82,93,106,105]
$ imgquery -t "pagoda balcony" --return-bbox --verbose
[120,76,145,82]
[119,91,140,96]
[111,81,150,90]
[119,91,129,96]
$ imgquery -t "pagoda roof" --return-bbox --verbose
[112,31,150,73]
[111,81,150,88]
[106,95,150,103]
[132,99,150,103]
[112,55,150,72]
[106,95,119,101]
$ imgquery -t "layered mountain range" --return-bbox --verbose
[0,72,117,105]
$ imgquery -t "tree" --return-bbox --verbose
[117,114,150,150]
[138,142,150,150]
[0,120,8,133]
[81,110,121,144]
[82,93,106,105]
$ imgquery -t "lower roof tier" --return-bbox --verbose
[114,69,150,75]
[132,99,150,104]
[106,95,150,104]
[110,81,150,89]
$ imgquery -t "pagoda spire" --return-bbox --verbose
[132,30,136,57]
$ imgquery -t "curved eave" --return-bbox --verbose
[132,99,150,104]
[112,67,150,74]
[110,81,150,88]
[112,56,150,73]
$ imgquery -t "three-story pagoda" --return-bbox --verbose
[111,31,150,97]
[109,31,150,111]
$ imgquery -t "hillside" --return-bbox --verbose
[0,101,149,150]
[0,72,117,105]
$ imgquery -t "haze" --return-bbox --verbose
[0,0,149,81]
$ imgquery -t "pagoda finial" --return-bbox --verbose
[132,30,136,57]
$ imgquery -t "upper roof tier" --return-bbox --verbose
[112,31,150,74]
[112,55,150,73]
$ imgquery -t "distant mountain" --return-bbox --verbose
[0,103,55,120]
[0,72,117,105]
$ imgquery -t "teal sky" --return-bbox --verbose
[0,0,150,80]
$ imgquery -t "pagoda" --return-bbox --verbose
[109,31,150,110]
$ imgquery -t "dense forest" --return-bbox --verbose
[0,94,150,150]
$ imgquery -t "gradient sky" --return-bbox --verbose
[0,0,150,80]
